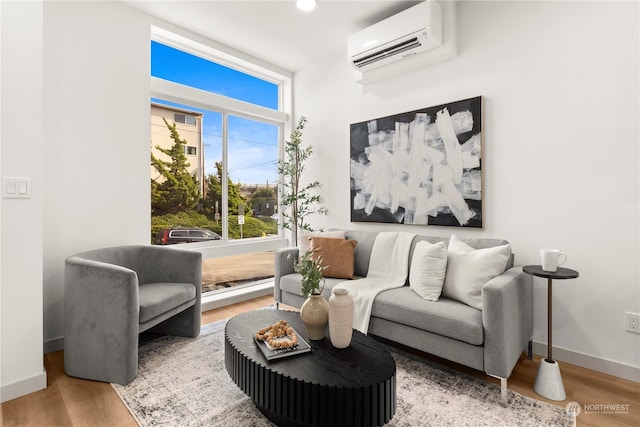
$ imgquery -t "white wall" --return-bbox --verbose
[1,0,637,402]
[0,0,47,402]
[294,1,639,379]
[2,0,151,401]
[42,1,150,351]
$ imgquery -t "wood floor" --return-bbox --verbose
[2,295,638,427]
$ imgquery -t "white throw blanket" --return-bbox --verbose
[334,232,415,334]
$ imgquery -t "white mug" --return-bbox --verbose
[540,249,567,272]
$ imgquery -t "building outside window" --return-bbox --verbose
[151,103,204,196]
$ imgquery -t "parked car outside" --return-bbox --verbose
[156,227,221,245]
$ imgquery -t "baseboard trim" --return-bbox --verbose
[1,368,47,403]
[533,341,640,383]
[44,336,64,354]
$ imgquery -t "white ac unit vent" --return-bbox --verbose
[348,0,443,72]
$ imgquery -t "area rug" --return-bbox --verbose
[113,319,573,426]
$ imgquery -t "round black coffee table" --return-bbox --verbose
[224,310,396,427]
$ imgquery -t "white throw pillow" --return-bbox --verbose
[409,240,448,301]
[298,230,346,255]
[442,235,512,310]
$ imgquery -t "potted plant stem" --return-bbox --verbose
[277,116,327,247]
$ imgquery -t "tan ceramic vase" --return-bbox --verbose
[300,293,329,340]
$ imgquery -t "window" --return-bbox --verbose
[151,40,279,110]
[175,113,197,126]
[150,28,291,297]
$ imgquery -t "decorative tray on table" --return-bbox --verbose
[253,320,311,361]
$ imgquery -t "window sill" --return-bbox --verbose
[201,281,274,312]
[179,236,289,259]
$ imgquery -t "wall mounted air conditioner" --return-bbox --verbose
[348,0,443,72]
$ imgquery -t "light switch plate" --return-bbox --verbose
[2,177,31,198]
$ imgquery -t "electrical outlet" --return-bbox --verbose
[625,312,640,333]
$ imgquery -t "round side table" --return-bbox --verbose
[523,265,579,401]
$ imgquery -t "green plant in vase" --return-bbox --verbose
[295,250,330,340]
[295,250,327,298]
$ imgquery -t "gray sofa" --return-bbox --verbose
[274,230,533,405]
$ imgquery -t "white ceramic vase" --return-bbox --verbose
[328,288,353,348]
[300,293,329,340]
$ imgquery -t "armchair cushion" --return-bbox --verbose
[138,282,196,323]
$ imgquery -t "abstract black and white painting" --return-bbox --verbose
[350,96,483,228]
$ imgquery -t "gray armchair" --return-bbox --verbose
[64,245,202,385]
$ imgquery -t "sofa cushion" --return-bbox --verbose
[409,240,448,301]
[138,282,195,323]
[371,286,484,345]
[461,237,514,270]
[344,230,378,277]
[310,237,358,279]
[442,235,512,310]
[409,236,514,273]
[298,230,346,255]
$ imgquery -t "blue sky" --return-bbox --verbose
[151,41,279,185]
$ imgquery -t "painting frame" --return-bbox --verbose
[350,96,483,228]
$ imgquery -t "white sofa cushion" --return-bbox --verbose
[442,235,511,310]
[409,240,448,301]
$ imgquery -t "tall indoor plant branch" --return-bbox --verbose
[278,116,327,245]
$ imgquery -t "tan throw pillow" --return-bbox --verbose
[298,230,346,254]
[309,237,358,279]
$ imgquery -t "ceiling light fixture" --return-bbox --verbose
[297,0,316,12]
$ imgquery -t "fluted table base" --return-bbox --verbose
[225,310,396,427]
